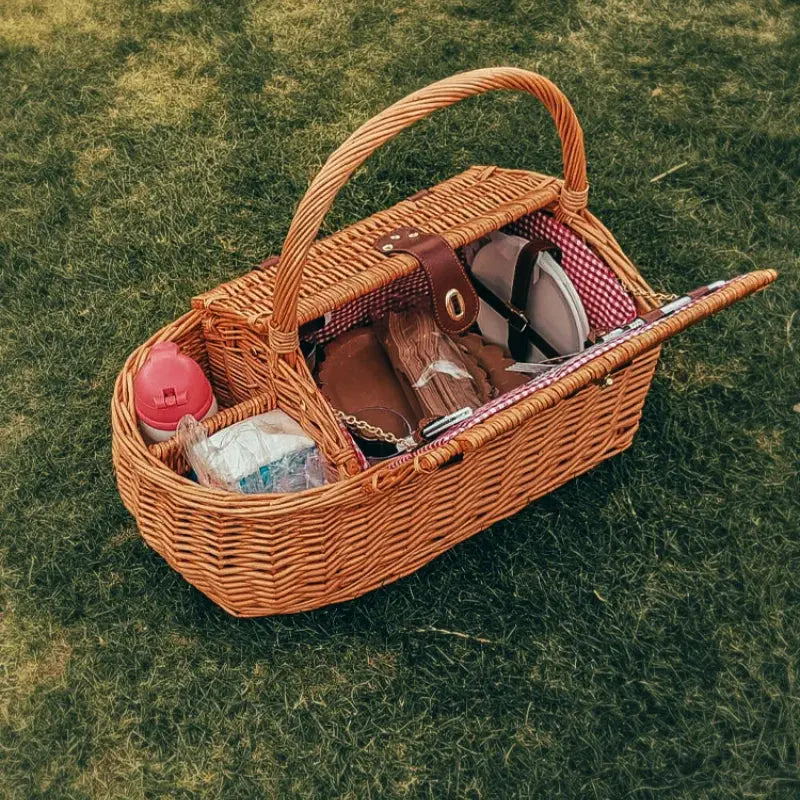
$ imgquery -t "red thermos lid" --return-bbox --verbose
[133,342,215,431]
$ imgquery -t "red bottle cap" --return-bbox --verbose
[134,342,215,431]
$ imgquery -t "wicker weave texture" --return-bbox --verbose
[116,322,660,616]
[112,272,775,616]
[110,67,777,617]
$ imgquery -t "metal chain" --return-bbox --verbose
[335,410,405,445]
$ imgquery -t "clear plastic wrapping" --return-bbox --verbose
[178,410,326,494]
[410,357,472,389]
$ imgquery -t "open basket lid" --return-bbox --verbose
[387,268,779,468]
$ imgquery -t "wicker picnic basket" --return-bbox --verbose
[111,68,776,617]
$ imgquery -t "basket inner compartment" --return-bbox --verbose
[300,208,638,461]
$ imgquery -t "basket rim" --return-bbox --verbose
[113,270,776,520]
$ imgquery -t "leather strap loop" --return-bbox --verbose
[470,235,561,361]
[373,227,479,335]
[508,240,548,360]
[472,278,560,360]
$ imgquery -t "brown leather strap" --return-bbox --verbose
[641,286,714,325]
[472,278,561,360]
[640,308,665,325]
[374,227,479,335]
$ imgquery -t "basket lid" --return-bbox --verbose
[191,167,562,329]
[134,342,215,430]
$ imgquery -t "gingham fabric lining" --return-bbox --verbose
[305,210,636,344]
[388,278,736,470]
[502,213,637,330]
[308,271,429,344]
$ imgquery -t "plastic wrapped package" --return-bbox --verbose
[178,410,326,494]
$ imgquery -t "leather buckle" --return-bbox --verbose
[373,227,479,335]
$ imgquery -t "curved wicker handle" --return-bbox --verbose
[270,67,589,352]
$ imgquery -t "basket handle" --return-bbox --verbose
[269,67,589,353]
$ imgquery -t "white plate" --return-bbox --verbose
[471,232,589,362]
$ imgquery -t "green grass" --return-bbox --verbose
[1,0,798,797]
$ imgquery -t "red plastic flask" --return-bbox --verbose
[133,342,218,444]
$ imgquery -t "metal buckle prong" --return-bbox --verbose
[506,304,530,333]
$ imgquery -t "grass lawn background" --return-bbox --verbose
[1,0,798,797]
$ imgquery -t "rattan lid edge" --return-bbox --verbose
[192,167,560,327]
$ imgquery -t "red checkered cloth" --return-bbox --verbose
[309,271,429,344]
[502,213,637,330]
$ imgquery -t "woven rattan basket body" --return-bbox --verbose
[111,68,776,617]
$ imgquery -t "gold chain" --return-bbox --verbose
[335,410,405,446]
